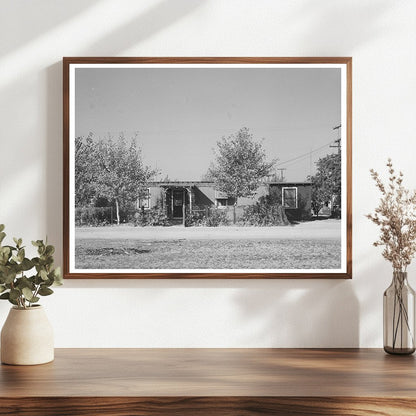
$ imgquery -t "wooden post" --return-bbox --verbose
[163,188,169,217]
[188,187,192,213]
[233,203,236,224]
[182,189,186,227]
[171,189,174,218]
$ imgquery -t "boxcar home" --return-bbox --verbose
[137,181,312,222]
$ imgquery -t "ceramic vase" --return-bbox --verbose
[1,305,54,365]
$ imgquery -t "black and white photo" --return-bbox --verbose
[63,58,352,278]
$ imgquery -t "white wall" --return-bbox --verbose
[1,0,415,347]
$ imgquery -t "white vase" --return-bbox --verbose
[1,305,54,365]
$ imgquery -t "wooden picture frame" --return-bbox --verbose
[63,57,352,279]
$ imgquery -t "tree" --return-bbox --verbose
[309,152,341,217]
[208,127,276,222]
[75,133,99,206]
[95,134,158,225]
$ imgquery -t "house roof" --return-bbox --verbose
[267,181,312,186]
[147,180,312,187]
[148,181,214,187]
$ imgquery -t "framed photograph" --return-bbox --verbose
[63,57,352,279]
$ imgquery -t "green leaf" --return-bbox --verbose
[0,224,5,232]
[42,256,54,266]
[2,271,17,284]
[34,274,43,285]
[2,245,16,252]
[9,288,21,301]
[41,276,54,287]
[0,232,6,244]
[38,286,53,296]
[45,245,55,256]
[0,248,10,265]
[17,248,25,263]
[17,276,35,290]
[32,240,43,247]
[22,287,39,303]
[20,258,33,271]
[13,237,22,248]
[39,269,48,281]
[0,291,17,306]
[0,285,6,294]
[52,267,63,285]
[50,266,61,278]
[22,287,34,301]
[0,246,10,255]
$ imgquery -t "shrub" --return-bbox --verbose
[186,206,229,227]
[75,207,113,226]
[185,208,205,227]
[203,209,229,227]
[134,207,170,226]
[240,197,289,226]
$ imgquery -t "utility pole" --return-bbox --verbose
[276,168,286,182]
[329,124,342,218]
[309,147,313,178]
[330,124,341,154]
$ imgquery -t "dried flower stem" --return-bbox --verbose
[368,160,416,353]
[366,159,416,272]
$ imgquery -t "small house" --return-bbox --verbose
[138,181,312,222]
[268,182,312,221]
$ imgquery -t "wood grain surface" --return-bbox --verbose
[1,348,415,415]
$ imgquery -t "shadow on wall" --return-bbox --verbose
[354,243,394,348]
[0,0,101,56]
[83,0,205,55]
[59,277,359,348]
[37,0,393,348]
[46,62,64,264]
[45,0,395,272]
[289,0,393,52]
[45,0,205,264]
[233,280,359,347]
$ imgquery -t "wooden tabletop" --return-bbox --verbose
[1,348,416,415]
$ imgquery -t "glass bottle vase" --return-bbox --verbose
[383,271,416,355]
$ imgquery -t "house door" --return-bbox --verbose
[172,190,184,218]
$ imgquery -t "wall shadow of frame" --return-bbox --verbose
[234,279,359,347]
[62,57,352,280]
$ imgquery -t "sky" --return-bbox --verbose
[75,66,341,182]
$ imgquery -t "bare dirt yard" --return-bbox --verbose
[75,220,342,270]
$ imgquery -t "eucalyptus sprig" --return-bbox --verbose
[0,224,62,308]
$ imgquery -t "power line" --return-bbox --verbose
[277,148,330,171]
[330,124,341,155]
[276,140,334,167]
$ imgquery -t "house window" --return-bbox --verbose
[215,190,228,208]
[216,198,228,208]
[138,188,150,209]
[282,187,298,209]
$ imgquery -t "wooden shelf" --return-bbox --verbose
[1,348,415,415]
